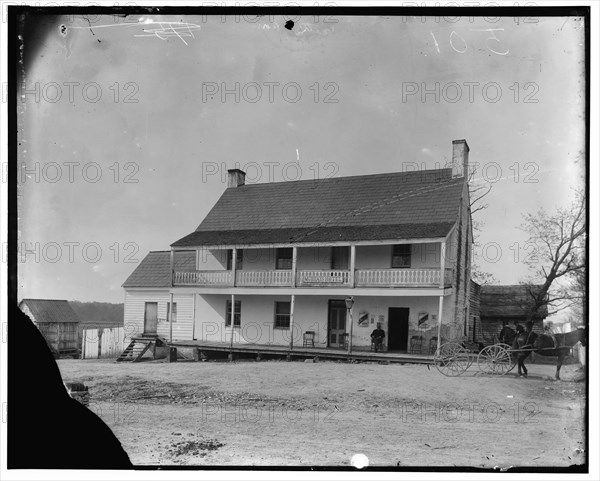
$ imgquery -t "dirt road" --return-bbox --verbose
[58,358,586,468]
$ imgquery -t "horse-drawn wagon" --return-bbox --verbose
[433,341,515,377]
[433,325,586,379]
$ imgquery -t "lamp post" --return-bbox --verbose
[345,296,354,354]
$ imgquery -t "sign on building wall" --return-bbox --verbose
[418,312,430,330]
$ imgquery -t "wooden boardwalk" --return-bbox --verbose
[168,339,434,365]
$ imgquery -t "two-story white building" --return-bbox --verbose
[122,140,473,355]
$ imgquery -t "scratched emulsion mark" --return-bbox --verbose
[257,18,336,52]
[66,17,202,46]
[133,20,202,45]
[57,22,77,58]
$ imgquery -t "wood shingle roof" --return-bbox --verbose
[480,285,549,319]
[172,169,465,247]
[122,251,196,288]
[19,299,81,324]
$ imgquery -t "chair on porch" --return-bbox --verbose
[409,335,424,354]
[428,336,438,354]
[341,333,349,350]
[303,331,315,348]
[371,339,386,352]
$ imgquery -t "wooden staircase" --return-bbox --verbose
[116,336,166,363]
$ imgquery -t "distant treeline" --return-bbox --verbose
[69,301,124,327]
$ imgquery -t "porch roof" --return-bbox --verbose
[172,169,465,247]
[122,251,196,288]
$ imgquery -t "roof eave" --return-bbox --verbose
[171,236,449,250]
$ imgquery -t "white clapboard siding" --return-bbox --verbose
[82,327,126,359]
[123,290,194,341]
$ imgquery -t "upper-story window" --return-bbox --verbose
[276,248,293,270]
[226,249,243,270]
[392,244,411,268]
[330,246,349,270]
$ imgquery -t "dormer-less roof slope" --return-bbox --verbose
[122,251,196,288]
[172,169,465,247]
[480,285,549,319]
[19,299,80,324]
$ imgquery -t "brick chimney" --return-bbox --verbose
[452,139,470,179]
[227,168,246,188]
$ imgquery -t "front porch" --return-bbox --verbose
[167,339,435,365]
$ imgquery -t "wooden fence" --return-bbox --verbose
[81,327,125,359]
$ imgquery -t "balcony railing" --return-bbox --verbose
[174,268,453,288]
[236,270,293,287]
[355,268,452,287]
[173,270,233,286]
[296,270,351,287]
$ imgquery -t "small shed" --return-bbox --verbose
[19,299,81,357]
[475,285,548,345]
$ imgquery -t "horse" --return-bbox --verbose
[512,327,586,380]
[498,324,516,346]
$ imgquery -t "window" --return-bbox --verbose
[226,249,243,270]
[276,248,293,270]
[166,302,177,322]
[274,301,291,329]
[225,300,241,327]
[330,246,349,270]
[392,244,411,268]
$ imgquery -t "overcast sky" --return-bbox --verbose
[18,12,586,309]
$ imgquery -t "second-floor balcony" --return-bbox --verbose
[173,268,453,289]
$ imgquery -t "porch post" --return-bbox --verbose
[439,240,446,288]
[291,247,298,287]
[437,295,444,352]
[192,293,196,340]
[436,239,446,352]
[346,298,355,355]
[169,292,174,342]
[289,294,295,351]
[170,249,175,287]
[349,245,356,287]
[232,248,237,287]
[229,294,235,349]
[169,249,174,343]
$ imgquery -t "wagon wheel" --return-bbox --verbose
[477,343,515,375]
[434,342,471,377]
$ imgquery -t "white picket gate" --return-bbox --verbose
[82,327,125,359]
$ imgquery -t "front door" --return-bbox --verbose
[328,300,347,348]
[143,302,158,336]
[388,307,409,351]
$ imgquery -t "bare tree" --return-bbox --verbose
[568,249,586,321]
[519,191,586,321]
[467,166,496,285]
[468,167,493,216]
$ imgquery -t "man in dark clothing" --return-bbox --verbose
[544,324,558,348]
[498,320,511,344]
[524,320,536,347]
[371,323,385,352]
